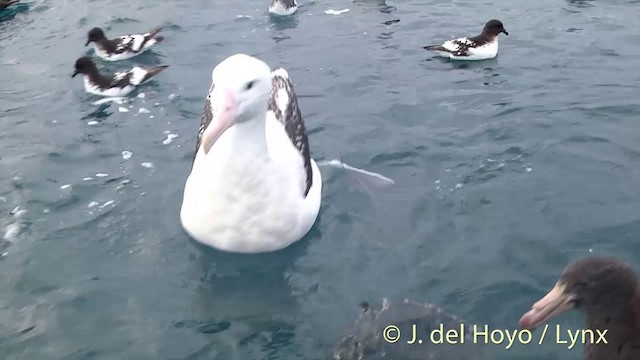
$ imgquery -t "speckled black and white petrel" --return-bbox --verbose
[0,0,19,10]
[268,0,298,16]
[85,27,164,61]
[423,19,508,60]
[72,56,168,97]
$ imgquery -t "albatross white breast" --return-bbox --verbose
[180,54,322,254]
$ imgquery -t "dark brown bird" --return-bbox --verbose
[0,0,19,11]
[520,257,640,359]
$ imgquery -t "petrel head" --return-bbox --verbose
[86,27,106,46]
[483,19,508,36]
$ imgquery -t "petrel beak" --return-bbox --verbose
[503,29,509,35]
[201,88,237,154]
[72,70,79,78]
[85,39,90,46]
[519,282,575,330]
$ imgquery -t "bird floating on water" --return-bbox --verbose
[520,256,640,360]
[268,0,298,16]
[85,27,164,61]
[180,54,393,254]
[334,298,483,359]
[423,19,508,60]
[72,56,168,97]
[0,0,18,11]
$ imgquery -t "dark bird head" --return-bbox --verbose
[519,257,639,330]
[0,0,19,10]
[85,27,106,46]
[72,56,98,78]
[483,19,508,37]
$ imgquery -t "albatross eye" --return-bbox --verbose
[244,80,257,91]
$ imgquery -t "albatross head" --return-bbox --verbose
[200,54,272,154]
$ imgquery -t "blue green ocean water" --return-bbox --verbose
[1,0,640,359]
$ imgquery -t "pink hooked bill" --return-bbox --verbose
[202,88,237,154]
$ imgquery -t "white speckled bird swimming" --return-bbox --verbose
[85,27,164,61]
[72,56,168,97]
[423,19,509,60]
[180,54,322,253]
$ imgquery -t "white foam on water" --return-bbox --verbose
[95,173,109,177]
[137,93,146,99]
[122,151,133,160]
[116,179,132,191]
[317,159,394,184]
[3,223,21,241]
[11,207,27,217]
[60,184,71,190]
[101,200,115,208]
[168,93,177,101]
[83,177,93,181]
[162,133,178,145]
[92,97,126,106]
[87,121,99,126]
[88,202,100,208]
[325,9,350,15]
[118,107,129,113]
[316,159,394,193]
[141,162,154,169]
[3,206,28,242]
[526,167,533,173]
[138,107,150,114]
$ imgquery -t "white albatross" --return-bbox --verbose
[180,54,393,254]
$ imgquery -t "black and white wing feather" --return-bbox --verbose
[194,82,215,163]
[268,68,313,197]
[113,28,163,55]
[424,37,478,56]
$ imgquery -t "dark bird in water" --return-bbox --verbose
[423,19,508,60]
[334,299,485,359]
[520,257,640,360]
[0,0,19,10]
[85,26,164,61]
[72,56,168,97]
